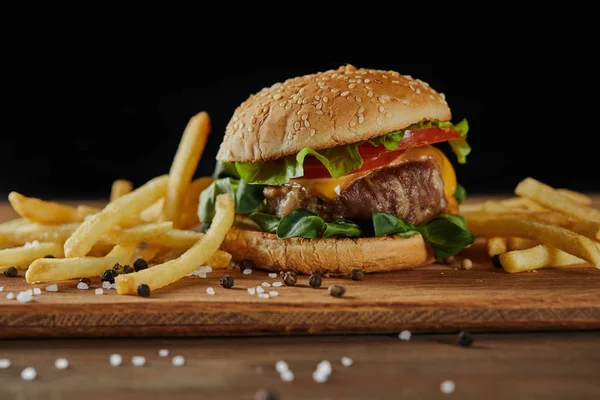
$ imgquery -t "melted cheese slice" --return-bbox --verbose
[291,145,458,209]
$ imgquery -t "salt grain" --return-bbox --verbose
[6,293,15,300]
[131,356,146,367]
[398,330,412,341]
[280,370,294,382]
[256,286,265,294]
[440,380,456,394]
[247,288,256,295]
[33,288,41,295]
[206,287,215,295]
[172,355,185,367]
[102,281,111,289]
[110,283,116,289]
[243,269,252,275]
[109,354,122,367]
[268,273,278,278]
[341,357,353,367]
[275,361,289,373]
[24,240,40,249]
[20,367,37,381]
[159,349,169,357]
[55,358,69,370]
[77,282,89,290]
[95,289,103,295]
[261,282,271,287]
[0,359,10,369]
[16,291,33,303]
[312,370,328,383]
[258,293,269,299]
[317,360,332,375]
[272,282,283,287]
[269,291,279,297]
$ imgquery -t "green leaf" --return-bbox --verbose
[235,179,265,214]
[454,183,467,204]
[323,220,362,238]
[276,209,325,239]
[416,214,475,260]
[368,130,405,150]
[447,119,470,164]
[249,212,281,233]
[372,212,419,238]
[212,161,240,179]
[198,178,263,223]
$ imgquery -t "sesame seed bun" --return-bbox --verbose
[217,64,451,163]
[221,226,434,275]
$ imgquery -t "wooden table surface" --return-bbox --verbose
[1,197,600,399]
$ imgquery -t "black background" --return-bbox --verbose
[2,27,597,199]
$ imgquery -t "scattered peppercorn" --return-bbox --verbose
[456,331,474,347]
[79,277,91,286]
[254,389,278,400]
[220,275,234,289]
[3,266,18,277]
[133,258,148,272]
[328,285,346,298]
[137,284,151,297]
[461,258,473,270]
[44,254,55,259]
[101,269,117,284]
[308,274,322,289]
[491,254,503,269]
[350,269,364,281]
[122,265,134,274]
[239,259,255,272]
[443,256,455,265]
[282,271,297,286]
[112,263,124,275]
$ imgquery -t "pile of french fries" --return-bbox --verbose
[461,177,600,273]
[0,111,236,295]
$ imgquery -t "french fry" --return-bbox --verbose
[0,218,29,230]
[0,242,64,267]
[140,199,164,223]
[500,245,586,273]
[9,192,81,225]
[487,237,507,257]
[482,201,511,213]
[498,197,549,211]
[134,245,162,264]
[0,222,79,247]
[557,189,592,206]
[100,222,174,245]
[466,218,600,268]
[571,220,600,241]
[162,112,211,226]
[463,210,573,228]
[25,244,136,283]
[515,178,600,223]
[76,205,102,219]
[507,237,539,251]
[64,175,169,258]
[459,203,483,213]
[207,250,232,269]
[143,229,201,249]
[179,177,213,228]
[116,193,234,294]
[110,179,133,202]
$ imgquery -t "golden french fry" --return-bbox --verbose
[110,180,134,202]
[463,210,573,228]
[507,237,539,251]
[515,178,600,223]
[134,245,162,264]
[482,201,511,213]
[25,244,136,283]
[500,245,587,273]
[571,220,600,241]
[9,192,81,225]
[466,218,600,268]
[140,199,164,223]
[207,250,232,269]
[162,112,211,226]
[499,197,548,211]
[0,218,29,230]
[116,193,234,295]
[143,229,201,249]
[556,189,592,206]
[487,237,507,257]
[179,177,213,228]
[100,222,173,245]
[0,242,63,267]
[0,222,79,247]
[76,205,102,220]
[459,203,483,213]
[64,175,169,258]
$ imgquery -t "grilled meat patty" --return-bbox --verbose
[264,159,447,225]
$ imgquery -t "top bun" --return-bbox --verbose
[217,65,452,163]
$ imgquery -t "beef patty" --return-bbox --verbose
[264,158,447,225]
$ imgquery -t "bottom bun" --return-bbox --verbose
[221,227,435,275]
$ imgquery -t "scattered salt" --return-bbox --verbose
[55,358,69,370]
[398,330,412,341]
[206,287,215,295]
[275,361,289,373]
[77,282,89,290]
[312,370,328,383]
[20,367,37,380]
[0,359,10,369]
[203,266,212,273]
[261,282,271,287]
[172,355,185,367]
[256,286,265,294]
[317,360,332,375]
[198,272,207,279]
[280,370,294,382]
[159,349,169,357]
[102,281,112,289]
[131,356,146,367]
[258,293,269,299]
[247,288,256,295]
[6,293,15,300]
[268,273,278,278]
[109,354,122,367]
[110,283,116,289]
[272,282,283,287]
[341,357,353,367]
[95,289,103,295]
[24,240,40,249]
[269,291,279,297]
[33,288,42,295]
[45,284,58,292]
[243,269,252,275]
[16,291,33,303]
[440,380,456,394]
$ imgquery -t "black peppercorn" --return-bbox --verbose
[282,271,297,286]
[443,256,455,265]
[122,265,134,274]
[308,274,322,288]
[112,263,124,275]
[239,259,255,272]
[254,389,278,400]
[219,275,234,289]
[350,269,364,281]
[328,285,346,297]
[491,255,503,269]
[3,266,18,277]
[44,254,55,259]
[137,284,151,297]
[133,258,148,272]
[101,269,117,284]
[456,331,474,347]
[79,277,91,286]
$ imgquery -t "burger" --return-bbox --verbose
[199,65,474,275]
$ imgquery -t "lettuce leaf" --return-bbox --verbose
[250,210,362,239]
[198,177,264,224]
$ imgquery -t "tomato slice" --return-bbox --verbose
[302,127,460,179]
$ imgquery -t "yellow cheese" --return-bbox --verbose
[291,145,457,207]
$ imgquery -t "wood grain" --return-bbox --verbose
[1,196,599,338]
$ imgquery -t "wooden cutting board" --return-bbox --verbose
[1,196,599,338]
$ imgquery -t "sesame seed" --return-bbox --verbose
[385,112,392,118]
[310,128,316,136]
[367,91,373,97]
[251,116,257,124]
[409,85,416,91]
[340,91,350,97]
[0,359,10,369]
[429,94,435,100]
[402,99,410,105]
[55,358,69,370]
[247,288,256,295]
[316,110,324,115]
[294,122,301,130]
[358,115,365,124]
[331,88,340,93]
[159,349,169,357]
[172,355,185,367]
[341,357,353,367]
[378,96,387,104]
[131,356,146,367]
[248,126,254,132]
[206,287,215,295]
[405,75,413,79]
[440,380,456,394]
[365,85,373,90]
[349,120,356,127]
[348,84,356,89]
[349,79,356,83]
[392,80,400,84]
[316,103,323,110]
[348,127,357,133]
[304,120,310,128]
[416,89,421,94]
[382,75,388,79]
[356,96,362,102]
[398,330,412,341]
[378,105,385,113]
[358,107,365,114]
[301,113,308,120]
[302,98,308,104]
[279,102,285,107]
[440,93,446,100]
[273,94,282,100]
[21,367,37,381]
[364,79,371,83]
[296,99,302,105]
[376,118,382,126]
[285,103,292,110]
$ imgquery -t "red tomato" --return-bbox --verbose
[302,127,460,179]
